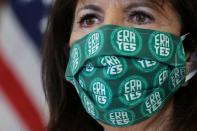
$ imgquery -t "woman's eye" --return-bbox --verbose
[78,14,101,28]
[128,11,154,25]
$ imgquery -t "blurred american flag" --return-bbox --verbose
[0,0,51,130]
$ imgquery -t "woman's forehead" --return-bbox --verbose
[77,0,167,10]
[78,0,166,5]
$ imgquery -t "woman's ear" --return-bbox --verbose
[186,50,197,74]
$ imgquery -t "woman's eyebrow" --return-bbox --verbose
[77,4,104,14]
[123,0,168,18]
[124,1,164,12]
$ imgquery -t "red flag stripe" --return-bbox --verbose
[0,53,45,131]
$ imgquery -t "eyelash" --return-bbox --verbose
[127,11,155,25]
[77,13,102,28]
[77,11,155,28]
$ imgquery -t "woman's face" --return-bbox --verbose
[69,0,181,46]
[68,0,182,128]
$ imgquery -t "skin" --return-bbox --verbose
[69,0,181,130]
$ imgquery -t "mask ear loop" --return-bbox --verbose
[185,50,197,82]
[180,33,189,61]
[181,33,190,41]
[185,69,197,82]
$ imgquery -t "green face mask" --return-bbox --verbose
[65,25,186,127]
